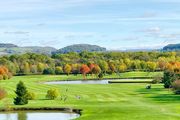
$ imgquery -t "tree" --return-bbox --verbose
[162,71,177,88]
[158,57,167,70]
[30,65,37,74]
[37,63,45,73]
[98,60,109,74]
[108,62,116,73]
[80,64,90,79]
[14,81,28,105]
[118,64,127,73]
[91,65,101,78]
[71,64,80,75]
[21,62,30,74]
[63,64,72,75]
[147,61,157,71]
[0,66,12,80]
[55,66,63,74]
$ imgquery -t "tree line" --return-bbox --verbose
[0,51,179,77]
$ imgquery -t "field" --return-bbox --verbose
[0,72,180,120]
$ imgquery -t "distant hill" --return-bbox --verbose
[0,43,18,48]
[54,44,106,54]
[163,43,180,51]
[0,43,57,55]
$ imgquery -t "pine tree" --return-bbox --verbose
[14,81,28,105]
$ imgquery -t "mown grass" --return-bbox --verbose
[0,71,180,120]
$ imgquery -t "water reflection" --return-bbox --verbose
[0,111,79,120]
[18,112,27,120]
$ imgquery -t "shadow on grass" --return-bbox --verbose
[136,88,164,94]
[149,94,180,103]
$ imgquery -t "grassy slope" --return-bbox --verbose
[0,72,180,120]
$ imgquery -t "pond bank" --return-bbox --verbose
[0,107,82,115]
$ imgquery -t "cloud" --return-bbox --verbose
[141,27,161,34]
[158,34,179,39]
[4,31,30,35]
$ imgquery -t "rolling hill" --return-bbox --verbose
[0,43,57,55]
[163,43,180,51]
[54,44,106,54]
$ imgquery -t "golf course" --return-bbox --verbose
[0,71,180,120]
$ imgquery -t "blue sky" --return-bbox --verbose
[0,0,180,50]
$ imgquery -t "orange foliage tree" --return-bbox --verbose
[80,64,90,79]
[165,62,180,73]
[0,66,12,80]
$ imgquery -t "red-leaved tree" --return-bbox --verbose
[80,64,90,79]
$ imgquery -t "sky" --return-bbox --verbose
[0,0,180,50]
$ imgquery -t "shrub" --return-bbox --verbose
[98,73,104,79]
[0,75,3,80]
[7,72,13,79]
[27,92,36,100]
[172,80,180,94]
[3,74,8,80]
[46,88,59,100]
[43,68,55,75]
[152,75,162,84]
[14,81,28,105]
[163,71,177,88]
[0,88,7,100]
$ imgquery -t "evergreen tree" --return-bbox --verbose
[14,81,28,105]
[163,71,177,88]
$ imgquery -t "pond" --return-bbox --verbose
[45,80,109,84]
[0,111,80,120]
[44,79,151,84]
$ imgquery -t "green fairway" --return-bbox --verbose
[0,72,180,120]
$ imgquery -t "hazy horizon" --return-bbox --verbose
[0,0,180,50]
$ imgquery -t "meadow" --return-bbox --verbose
[0,72,180,120]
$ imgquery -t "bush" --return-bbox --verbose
[46,88,59,100]
[7,72,13,79]
[163,71,177,88]
[0,88,7,100]
[98,73,103,79]
[172,80,180,94]
[0,75,3,80]
[14,81,28,105]
[27,92,36,100]
[3,74,8,80]
[43,68,55,75]
[152,75,162,84]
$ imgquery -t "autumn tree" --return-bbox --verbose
[71,64,81,75]
[80,64,90,79]
[118,64,127,73]
[108,62,116,73]
[37,63,45,73]
[147,62,157,72]
[91,64,102,78]
[98,60,109,74]
[63,64,72,75]
[0,66,12,80]
[21,62,30,74]
[55,66,63,74]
